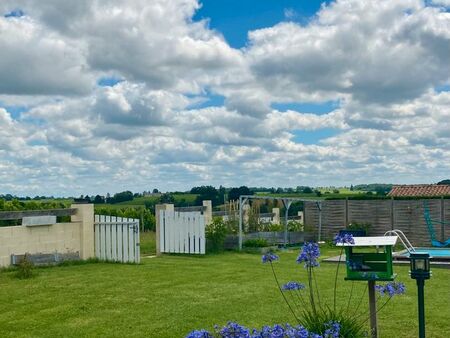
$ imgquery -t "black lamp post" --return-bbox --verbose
[409,253,431,338]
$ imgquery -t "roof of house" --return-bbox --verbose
[387,184,450,197]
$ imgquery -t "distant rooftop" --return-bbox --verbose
[387,184,450,197]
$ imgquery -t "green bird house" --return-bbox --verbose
[338,236,398,281]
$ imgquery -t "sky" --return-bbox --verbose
[0,0,449,196]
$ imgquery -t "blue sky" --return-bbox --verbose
[194,0,330,48]
[0,0,449,196]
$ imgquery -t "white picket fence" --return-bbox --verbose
[159,210,205,254]
[94,215,140,263]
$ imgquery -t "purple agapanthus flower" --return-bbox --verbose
[281,281,306,291]
[296,242,320,268]
[217,321,251,338]
[284,324,309,338]
[262,252,279,264]
[333,233,355,245]
[253,324,309,338]
[375,282,406,297]
[323,321,340,338]
[185,329,214,338]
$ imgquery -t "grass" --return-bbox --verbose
[140,231,156,256]
[0,239,448,338]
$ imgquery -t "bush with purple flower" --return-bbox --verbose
[376,282,406,297]
[187,233,406,337]
[186,322,340,338]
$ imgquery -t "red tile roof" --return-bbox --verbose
[388,184,450,197]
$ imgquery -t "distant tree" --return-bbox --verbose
[302,187,313,194]
[276,187,284,194]
[437,179,450,185]
[152,188,159,193]
[109,191,133,204]
[350,184,354,191]
[218,185,226,204]
[333,189,340,194]
[93,195,105,204]
[228,186,253,201]
[315,190,322,197]
[159,193,175,204]
[191,186,220,206]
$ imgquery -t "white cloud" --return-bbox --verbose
[0,0,449,196]
[245,0,450,105]
[0,15,92,95]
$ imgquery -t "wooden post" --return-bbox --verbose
[368,280,378,338]
[441,196,445,242]
[390,197,394,230]
[345,198,349,227]
[155,204,165,256]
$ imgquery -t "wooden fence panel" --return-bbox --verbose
[158,210,205,254]
[443,199,450,243]
[304,199,447,246]
[94,215,139,263]
[348,200,392,236]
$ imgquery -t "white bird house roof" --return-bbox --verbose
[336,236,398,247]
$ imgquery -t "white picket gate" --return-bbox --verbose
[159,210,205,254]
[94,215,140,263]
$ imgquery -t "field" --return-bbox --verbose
[0,238,448,338]
[255,191,365,200]
[93,194,199,210]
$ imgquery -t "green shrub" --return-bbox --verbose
[15,254,34,279]
[243,238,269,248]
[206,218,228,252]
[287,220,303,232]
[260,223,283,232]
[346,222,371,235]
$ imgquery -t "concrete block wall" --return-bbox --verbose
[0,203,94,267]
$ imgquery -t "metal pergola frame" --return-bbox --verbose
[238,195,323,250]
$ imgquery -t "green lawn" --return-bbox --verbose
[0,241,448,337]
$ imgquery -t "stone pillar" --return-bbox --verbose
[298,211,304,225]
[155,204,174,256]
[203,200,212,225]
[243,204,250,231]
[272,208,280,224]
[71,203,94,260]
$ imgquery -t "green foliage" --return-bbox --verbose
[264,223,283,232]
[243,238,269,248]
[159,193,175,204]
[301,307,365,337]
[205,218,228,252]
[228,186,253,202]
[15,254,34,279]
[191,186,222,206]
[287,220,303,232]
[346,222,371,235]
[95,207,156,231]
[0,199,71,226]
[108,191,134,204]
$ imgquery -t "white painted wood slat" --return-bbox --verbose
[95,215,100,258]
[157,210,205,255]
[128,218,135,263]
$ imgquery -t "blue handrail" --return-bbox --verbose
[423,201,450,247]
